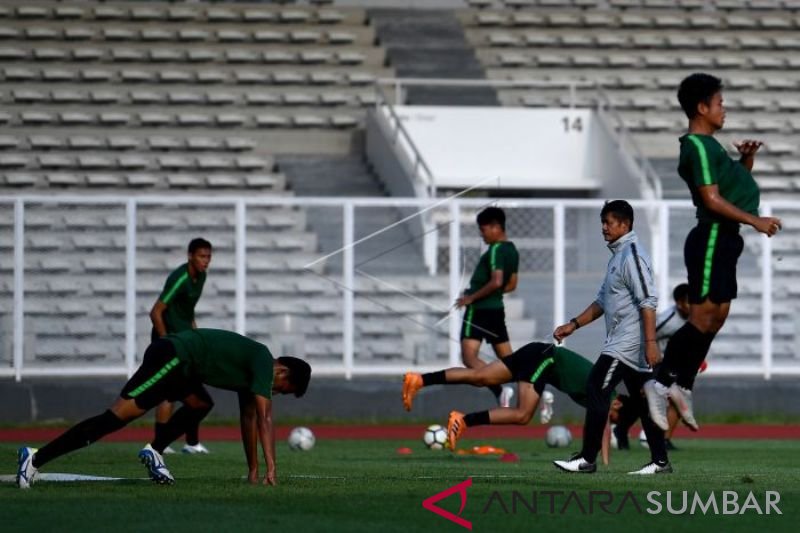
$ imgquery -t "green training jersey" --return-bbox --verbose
[548,347,593,408]
[158,263,206,333]
[678,134,760,224]
[167,329,275,398]
[466,241,519,309]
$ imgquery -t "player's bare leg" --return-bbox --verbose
[154,400,176,453]
[403,362,512,411]
[486,382,538,425]
[492,341,515,407]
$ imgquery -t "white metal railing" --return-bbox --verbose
[373,83,436,198]
[1,195,799,380]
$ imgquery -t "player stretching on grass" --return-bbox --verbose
[16,329,311,489]
[457,207,519,407]
[551,201,670,475]
[644,73,782,432]
[150,237,212,454]
[403,342,619,464]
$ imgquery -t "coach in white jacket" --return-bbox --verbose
[551,200,672,475]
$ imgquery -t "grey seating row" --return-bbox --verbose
[0,134,258,152]
[0,4,351,25]
[2,87,379,107]
[467,8,800,28]
[0,45,374,66]
[0,26,370,46]
[0,172,286,189]
[0,110,362,129]
[0,66,381,85]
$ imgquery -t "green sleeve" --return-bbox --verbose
[490,243,518,273]
[250,353,274,399]
[158,269,189,305]
[685,135,717,187]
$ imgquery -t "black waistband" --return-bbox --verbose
[696,220,740,233]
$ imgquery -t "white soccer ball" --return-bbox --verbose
[288,426,315,451]
[639,429,649,449]
[423,424,448,450]
[545,425,572,448]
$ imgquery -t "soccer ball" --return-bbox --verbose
[423,424,448,450]
[288,426,315,451]
[545,425,572,448]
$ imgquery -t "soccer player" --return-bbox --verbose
[402,342,618,464]
[456,207,519,407]
[150,237,212,454]
[613,283,693,450]
[551,200,671,475]
[16,328,311,489]
[644,73,782,432]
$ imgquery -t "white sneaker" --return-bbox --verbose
[628,461,673,475]
[668,383,699,431]
[643,380,670,431]
[162,446,177,455]
[16,447,39,489]
[182,443,210,454]
[540,390,554,424]
[138,444,175,485]
[553,454,596,473]
[499,385,515,408]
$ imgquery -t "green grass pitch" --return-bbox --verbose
[3,437,798,533]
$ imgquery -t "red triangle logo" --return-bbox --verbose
[422,478,473,530]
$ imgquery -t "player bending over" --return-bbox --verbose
[16,329,311,489]
[403,342,622,465]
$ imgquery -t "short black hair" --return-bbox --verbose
[278,356,311,397]
[673,283,690,302]
[188,238,212,254]
[600,200,634,229]
[678,73,723,119]
[476,206,506,231]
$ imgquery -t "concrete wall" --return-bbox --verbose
[2,377,799,425]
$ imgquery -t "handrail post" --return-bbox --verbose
[124,198,137,377]
[342,202,355,379]
[13,199,24,382]
[761,205,773,379]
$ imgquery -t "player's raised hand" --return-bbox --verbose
[733,139,763,157]
[754,216,782,237]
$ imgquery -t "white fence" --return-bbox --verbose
[1,195,799,380]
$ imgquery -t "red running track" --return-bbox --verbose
[0,424,798,442]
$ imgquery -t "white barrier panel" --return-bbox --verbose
[388,106,601,190]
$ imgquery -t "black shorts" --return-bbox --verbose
[460,307,509,344]
[684,222,744,304]
[501,342,555,394]
[120,339,206,410]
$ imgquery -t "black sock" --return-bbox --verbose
[678,331,716,389]
[489,385,503,399]
[656,322,705,387]
[464,411,490,427]
[154,422,168,446]
[422,370,446,387]
[185,422,200,447]
[151,405,211,453]
[33,410,127,468]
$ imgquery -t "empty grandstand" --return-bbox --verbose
[0,0,798,381]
